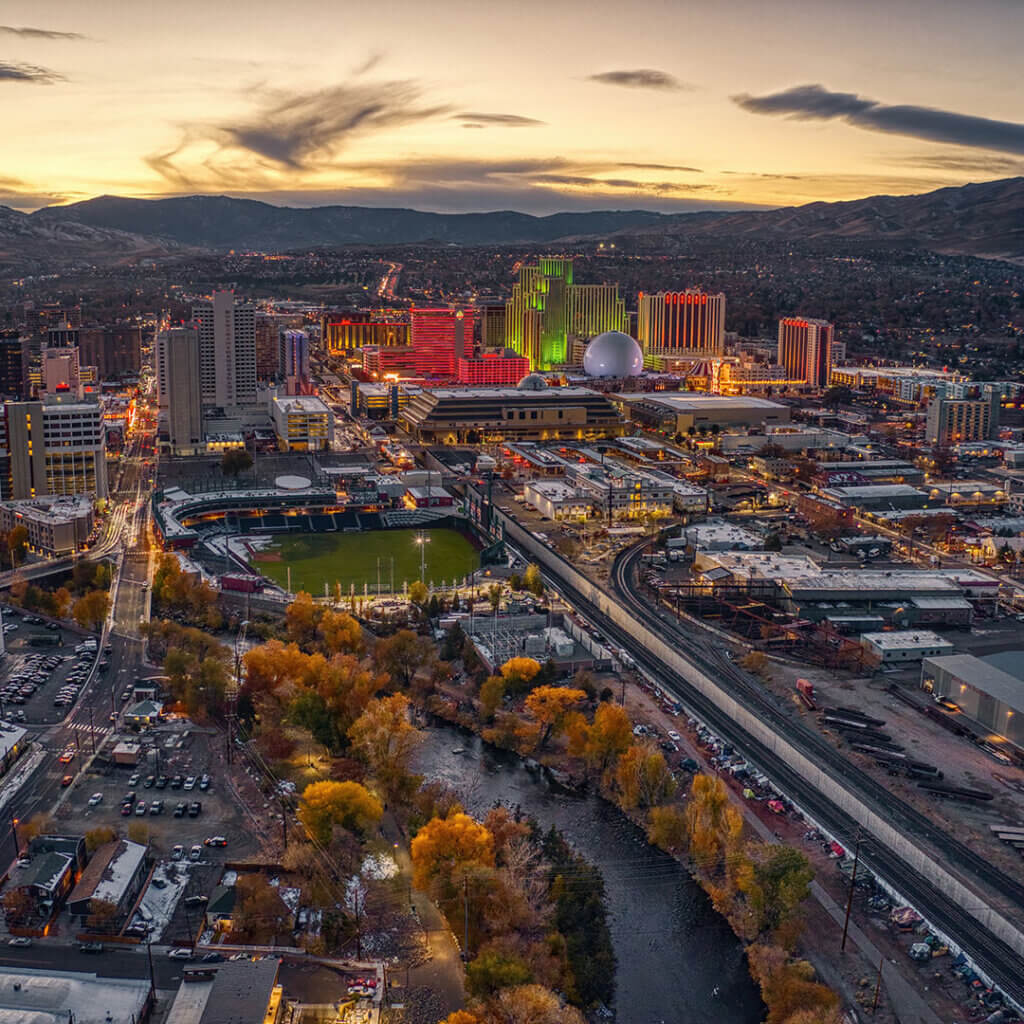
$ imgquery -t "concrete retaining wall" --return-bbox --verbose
[500,512,1024,959]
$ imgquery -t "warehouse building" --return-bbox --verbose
[861,631,955,666]
[615,393,789,434]
[817,483,929,512]
[921,654,1024,751]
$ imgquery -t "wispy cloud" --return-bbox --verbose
[454,111,545,128]
[0,59,64,83]
[0,25,85,40]
[732,84,1024,155]
[885,152,1024,176]
[588,69,691,91]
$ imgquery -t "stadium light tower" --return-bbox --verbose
[415,531,430,582]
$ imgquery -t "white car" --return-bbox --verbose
[167,948,193,960]
[88,793,103,807]
[667,730,682,743]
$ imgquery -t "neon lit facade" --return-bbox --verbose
[777,317,833,386]
[411,307,478,377]
[637,290,725,357]
[456,350,530,385]
[505,259,627,370]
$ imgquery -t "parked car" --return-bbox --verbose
[203,836,227,847]
[188,801,202,817]
[199,774,211,791]
[189,845,202,862]
[173,802,187,818]
[135,801,147,816]
[149,800,163,816]
[167,948,193,960]
[7,937,32,947]
[183,776,196,791]
[128,773,140,787]
[143,775,155,788]
[88,793,103,807]
[79,942,103,954]
[171,844,184,860]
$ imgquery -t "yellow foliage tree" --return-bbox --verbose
[746,943,839,1024]
[72,590,110,631]
[479,675,506,721]
[440,1013,481,1024]
[646,805,688,853]
[285,591,319,647]
[686,773,743,873]
[318,609,364,655]
[298,780,383,845]
[574,702,632,775]
[499,657,541,695]
[487,983,585,1024]
[411,811,495,900]
[347,693,422,799]
[523,686,586,750]
[614,744,677,809]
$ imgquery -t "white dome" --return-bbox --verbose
[583,331,643,378]
[517,372,549,390]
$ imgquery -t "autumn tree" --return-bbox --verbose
[408,580,428,608]
[72,590,110,631]
[2,889,33,925]
[467,949,534,997]
[744,844,814,937]
[479,675,506,721]
[86,899,119,933]
[348,693,422,799]
[221,448,253,478]
[374,629,434,691]
[298,780,383,845]
[568,702,631,776]
[487,984,585,1024]
[411,811,495,900]
[318,609,363,656]
[500,657,542,696]
[440,1013,480,1024]
[286,591,320,648]
[231,875,291,943]
[523,564,544,597]
[524,686,586,751]
[646,805,688,854]
[84,826,117,852]
[685,774,744,874]
[488,583,503,612]
[747,944,840,1024]
[614,745,676,809]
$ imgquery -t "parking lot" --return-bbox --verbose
[0,607,104,727]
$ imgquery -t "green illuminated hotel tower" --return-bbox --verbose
[505,258,627,369]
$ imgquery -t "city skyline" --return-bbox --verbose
[2,0,1024,215]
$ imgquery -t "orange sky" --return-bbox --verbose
[2,0,1023,213]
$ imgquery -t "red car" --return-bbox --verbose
[58,750,75,765]
[121,803,132,815]
[60,775,74,787]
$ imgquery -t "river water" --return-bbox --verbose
[413,722,764,1024]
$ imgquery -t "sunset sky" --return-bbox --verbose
[3,0,1024,214]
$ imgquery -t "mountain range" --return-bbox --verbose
[1,176,1023,264]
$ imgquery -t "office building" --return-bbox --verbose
[159,327,204,454]
[411,307,477,377]
[777,317,833,386]
[0,331,24,399]
[637,291,726,357]
[270,395,333,451]
[321,315,409,355]
[191,291,257,408]
[479,302,507,348]
[1,399,108,499]
[278,329,310,395]
[42,345,81,396]
[926,390,1000,445]
[362,345,417,379]
[46,325,79,349]
[456,350,531,386]
[78,324,142,380]
[505,258,628,370]
[0,495,94,556]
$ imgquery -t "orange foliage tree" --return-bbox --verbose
[347,693,422,799]
[411,811,495,900]
[523,686,587,750]
[298,780,383,845]
[614,744,677,809]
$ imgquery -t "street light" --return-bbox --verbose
[414,531,430,583]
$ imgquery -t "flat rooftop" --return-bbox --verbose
[0,967,149,1024]
[924,654,1024,714]
[861,630,953,650]
[615,393,785,410]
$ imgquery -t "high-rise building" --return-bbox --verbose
[42,346,81,396]
[321,316,409,356]
[478,303,507,349]
[279,329,310,395]
[411,307,477,377]
[925,390,1000,446]
[0,331,24,400]
[255,312,303,381]
[637,291,726,358]
[777,317,833,387]
[505,259,627,370]
[1,399,107,499]
[46,326,79,349]
[161,328,204,454]
[78,324,142,380]
[190,291,257,408]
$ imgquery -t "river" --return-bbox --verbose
[413,722,764,1024]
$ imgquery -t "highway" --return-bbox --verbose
[496,515,1024,1006]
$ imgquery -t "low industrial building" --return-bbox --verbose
[67,839,149,925]
[817,483,929,512]
[926,480,1008,508]
[615,393,790,433]
[860,631,955,666]
[0,967,151,1024]
[921,654,1024,751]
[679,520,762,552]
[523,480,592,520]
[164,958,284,1024]
[566,459,675,520]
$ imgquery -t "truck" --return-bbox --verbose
[796,678,816,710]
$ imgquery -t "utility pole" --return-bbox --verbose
[146,941,156,995]
[9,815,20,858]
[871,955,884,1014]
[841,831,862,952]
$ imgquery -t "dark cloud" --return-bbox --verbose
[588,69,690,91]
[732,83,1024,156]
[149,79,450,181]
[454,112,545,128]
[0,25,85,40]
[0,59,64,83]
[620,161,702,173]
[887,152,1024,175]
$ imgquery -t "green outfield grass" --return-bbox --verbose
[251,528,480,594]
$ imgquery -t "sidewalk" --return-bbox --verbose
[380,813,465,1018]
